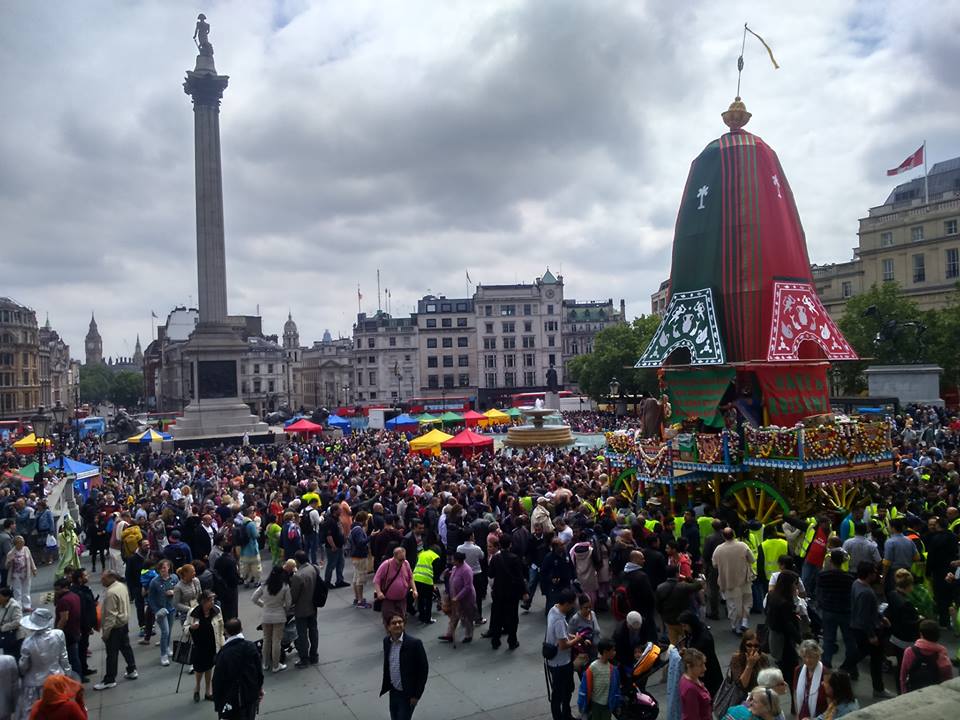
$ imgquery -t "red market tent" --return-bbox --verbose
[441,429,494,457]
[285,418,323,435]
[461,410,488,427]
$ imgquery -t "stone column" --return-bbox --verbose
[184,58,230,326]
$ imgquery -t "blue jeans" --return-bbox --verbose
[305,534,320,565]
[324,548,345,584]
[155,609,172,658]
[820,609,854,667]
[525,565,540,607]
[801,562,819,602]
[388,688,417,720]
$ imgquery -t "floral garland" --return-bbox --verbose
[636,442,671,478]
[606,432,634,454]
[805,425,841,460]
[696,433,723,464]
[726,431,742,463]
[745,425,800,459]
[853,423,891,456]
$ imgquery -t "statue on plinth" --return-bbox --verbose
[546,365,559,392]
[194,13,214,56]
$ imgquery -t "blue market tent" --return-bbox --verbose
[385,414,419,430]
[44,457,101,502]
[325,413,351,433]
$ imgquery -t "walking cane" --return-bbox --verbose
[174,628,189,693]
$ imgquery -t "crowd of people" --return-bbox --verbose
[0,403,958,720]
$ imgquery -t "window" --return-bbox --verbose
[369,392,377,400]
[911,226,924,242]
[547,304,554,315]
[500,304,516,316]
[427,338,438,349]
[441,318,452,328]
[504,354,516,368]
[267,363,274,374]
[456,302,468,312]
[545,321,558,332]
[253,379,261,393]
[426,319,437,328]
[458,373,470,387]
[402,336,411,346]
[404,354,411,361]
[548,354,556,366]
[485,354,496,369]
[841,281,852,298]
[357,372,363,386]
[522,336,535,348]
[441,303,452,312]
[882,258,894,281]
[268,380,275,393]
[456,317,468,327]
[484,305,493,316]
[912,253,925,283]
[880,231,893,247]
[503,337,516,349]
[946,248,959,279]
[428,375,439,389]
[458,355,469,367]
[485,322,494,334]
[547,335,555,347]
[457,337,468,347]
[523,321,532,332]
[367,338,375,348]
[426,303,437,312]
[504,372,516,387]
[523,304,532,316]
[523,353,535,368]
[946,220,958,236]
[441,337,453,348]
[524,371,536,386]
[253,364,260,374]
[368,355,375,363]
[442,356,454,368]
[502,321,515,333]
[485,373,497,388]
[483,337,496,350]
[368,371,377,385]
[389,336,396,346]
[427,356,438,368]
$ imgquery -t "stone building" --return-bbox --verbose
[295,331,354,410]
[474,270,564,408]
[561,298,626,386]
[282,313,302,410]
[240,336,287,417]
[0,297,41,417]
[38,316,77,408]
[415,295,477,402]
[650,279,670,316]
[353,311,418,405]
[84,313,103,365]
[813,156,960,319]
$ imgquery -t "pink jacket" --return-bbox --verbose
[899,638,953,693]
[449,562,476,604]
[374,559,413,601]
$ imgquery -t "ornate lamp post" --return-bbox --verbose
[608,378,622,417]
[30,405,52,493]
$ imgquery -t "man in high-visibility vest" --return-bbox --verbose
[800,517,831,603]
[757,525,788,589]
[412,543,442,624]
[946,507,960,535]
[743,520,765,614]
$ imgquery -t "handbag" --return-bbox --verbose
[172,633,193,665]
[712,664,746,720]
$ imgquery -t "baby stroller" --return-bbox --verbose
[255,616,298,663]
[617,642,666,720]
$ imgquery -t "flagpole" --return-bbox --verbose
[923,139,929,205]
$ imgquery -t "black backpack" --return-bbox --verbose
[904,646,940,692]
[311,565,328,608]
[301,507,317,536]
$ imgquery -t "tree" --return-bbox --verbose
[78,363,113,405]
[567,316,661,401]
[109,371,144,409]
[924,288,960,393]
[835,282,922,393]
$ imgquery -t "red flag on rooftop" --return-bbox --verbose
[887,145,924,176]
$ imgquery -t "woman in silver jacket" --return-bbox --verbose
[15,608,71,720]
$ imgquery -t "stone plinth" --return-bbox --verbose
[544,391,561,411]
[864,364,943,406]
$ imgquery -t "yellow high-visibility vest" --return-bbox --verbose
[697,516,715,552]
[799,520,816,557]
[746,528,764,574]
[760,538,789,580]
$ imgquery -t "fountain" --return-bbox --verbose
[503,399,575,448]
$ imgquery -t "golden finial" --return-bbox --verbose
[722,96,751,131]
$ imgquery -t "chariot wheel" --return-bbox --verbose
[817,480,859,514]
[723,479,790,526]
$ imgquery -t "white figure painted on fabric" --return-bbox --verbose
[772,175,782,198]
[697,185,709,210]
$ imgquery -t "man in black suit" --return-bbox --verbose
[212,618,263,720]
[380,614,428,720]
[484,534,528,649]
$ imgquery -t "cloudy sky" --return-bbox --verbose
[1,0,958,359]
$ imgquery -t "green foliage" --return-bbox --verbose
[78,364,113,405]
[567,316,661,400]
[79,365,143,408]
[925,289,960,390]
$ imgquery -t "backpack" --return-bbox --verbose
[611,583,632,621]
[904,646,941,691]
[311,566,329,608]
[301,507,317,536]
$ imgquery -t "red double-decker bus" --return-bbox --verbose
[406,396,473,414]
[508,391,573,407]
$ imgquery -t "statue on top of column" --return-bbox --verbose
[194,13,213,57]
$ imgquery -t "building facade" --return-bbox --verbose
[415,295,477,401]
[240,337,288,417]
[814,157,960,319]
[0,297,41,417]
[650,280,670,316]
[561,298,626,385]
[38,316,77,409]
[352,311,418,405]
[295,332,354,410]
[474,270,564,407]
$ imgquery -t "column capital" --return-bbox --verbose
[184,70,229,108]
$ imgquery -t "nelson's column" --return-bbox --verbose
[172,14,269,442]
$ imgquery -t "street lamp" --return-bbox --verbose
[30,405,52,492]
[608,378,622,417]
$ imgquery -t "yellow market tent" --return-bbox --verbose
[483,408,511,424]
[13,433,53,454]
[417,413,442,425]
[408,428,454,456]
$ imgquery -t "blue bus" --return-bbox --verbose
[74,416,106,439]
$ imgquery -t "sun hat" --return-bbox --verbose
[21,608,55,631]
